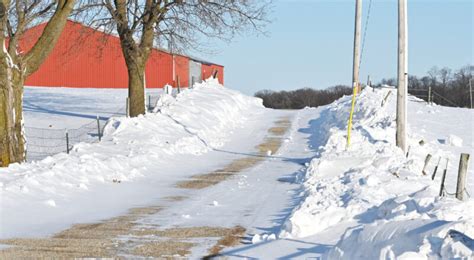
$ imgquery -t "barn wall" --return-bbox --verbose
[201,64,224,85]
[174,55,189,88]
[146,50,173,88]
[24,21,129,88]
[211,65,224,85]
[201,64,213,82]
[22,20,223,89]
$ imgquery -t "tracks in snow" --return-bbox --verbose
[0,115,293,258]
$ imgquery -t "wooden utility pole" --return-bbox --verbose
[352,0,362,93]
[346,0,362,149]
[396,0,408,153]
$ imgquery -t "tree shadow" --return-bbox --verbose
[222,238,331,259]
[24,100,123,121]
[219,108,335,258]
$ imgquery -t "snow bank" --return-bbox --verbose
[0,78,263,238]
[280,87,474,259]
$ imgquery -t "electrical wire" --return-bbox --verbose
[359,0,373,70]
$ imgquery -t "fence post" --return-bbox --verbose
[148,95,152,111]
[428,87,432,104]
[432,157,442,180]
[439,159,449,197]
[422,154,432,175]
[66,130,70,154]
[96,115,101,141]
[456,153,470,201]
[381,91,392,107]
[126,97,130,117]
[176,75,181,94]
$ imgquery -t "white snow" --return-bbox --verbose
[0,78,265,238]
[239,87,473,259]
[448,134,463,147]
[0,82,472,259]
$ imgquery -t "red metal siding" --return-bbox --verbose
[24,21,130,88]
[146,50,173,88]
[174,55,189,88]
[201,64,213,82]
[212,64,224,85]
[22,20,222,89]
[201,64,224,85]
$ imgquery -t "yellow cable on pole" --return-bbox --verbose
[346,82,358,149]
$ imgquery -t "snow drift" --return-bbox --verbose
[280,87,473,259]
[0,78,264,238]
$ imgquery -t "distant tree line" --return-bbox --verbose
[255,65,472,110]
[254,85,352,109]
[375,65,473,108]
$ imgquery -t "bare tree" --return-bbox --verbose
[439,67,452,87]
[0,0,75,167]
[255,86,352,109]
[380,65,472,108]
[81,0,270,117]
[427,66,439,86]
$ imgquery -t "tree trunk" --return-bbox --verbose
[0,61,25,166]
[126,58,146,117]
[0,0,74,167]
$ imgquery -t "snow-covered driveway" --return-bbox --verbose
[0,81,324,257]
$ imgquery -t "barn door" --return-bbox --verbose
[189,60,202,88]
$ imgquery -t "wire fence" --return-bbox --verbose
[24,94,162,162]
[408,88,461,107]
[0,127,17,167]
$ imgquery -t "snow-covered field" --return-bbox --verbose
[0,82,473,258]
[23,86,163,129]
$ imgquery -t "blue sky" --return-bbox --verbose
[204,0,473,95]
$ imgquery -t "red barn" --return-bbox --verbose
[19,20,224,89]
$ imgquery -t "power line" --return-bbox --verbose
[359,0,373,69]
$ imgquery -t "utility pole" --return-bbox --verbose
[352,0,362,93]
[396,0,408,153]
[346,0,362,149]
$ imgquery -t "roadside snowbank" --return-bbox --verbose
[0,78,263,238]
[280,87,473,259]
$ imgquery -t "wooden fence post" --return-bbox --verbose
[126,97,130,117]
[439,159,449,196]
[381,91,392,107]
[422,154,432,175]
[428,87,432,104]
[66,131,70,154]
[96,115,101,141]
[456,153,470,200]
[432,157,442,180]
[176,75,181,94]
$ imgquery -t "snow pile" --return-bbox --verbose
[280,87,474,259]
[0,78,263,237]
[448,134,463,147]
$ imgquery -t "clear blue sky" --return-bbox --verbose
[203,0,473,95]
